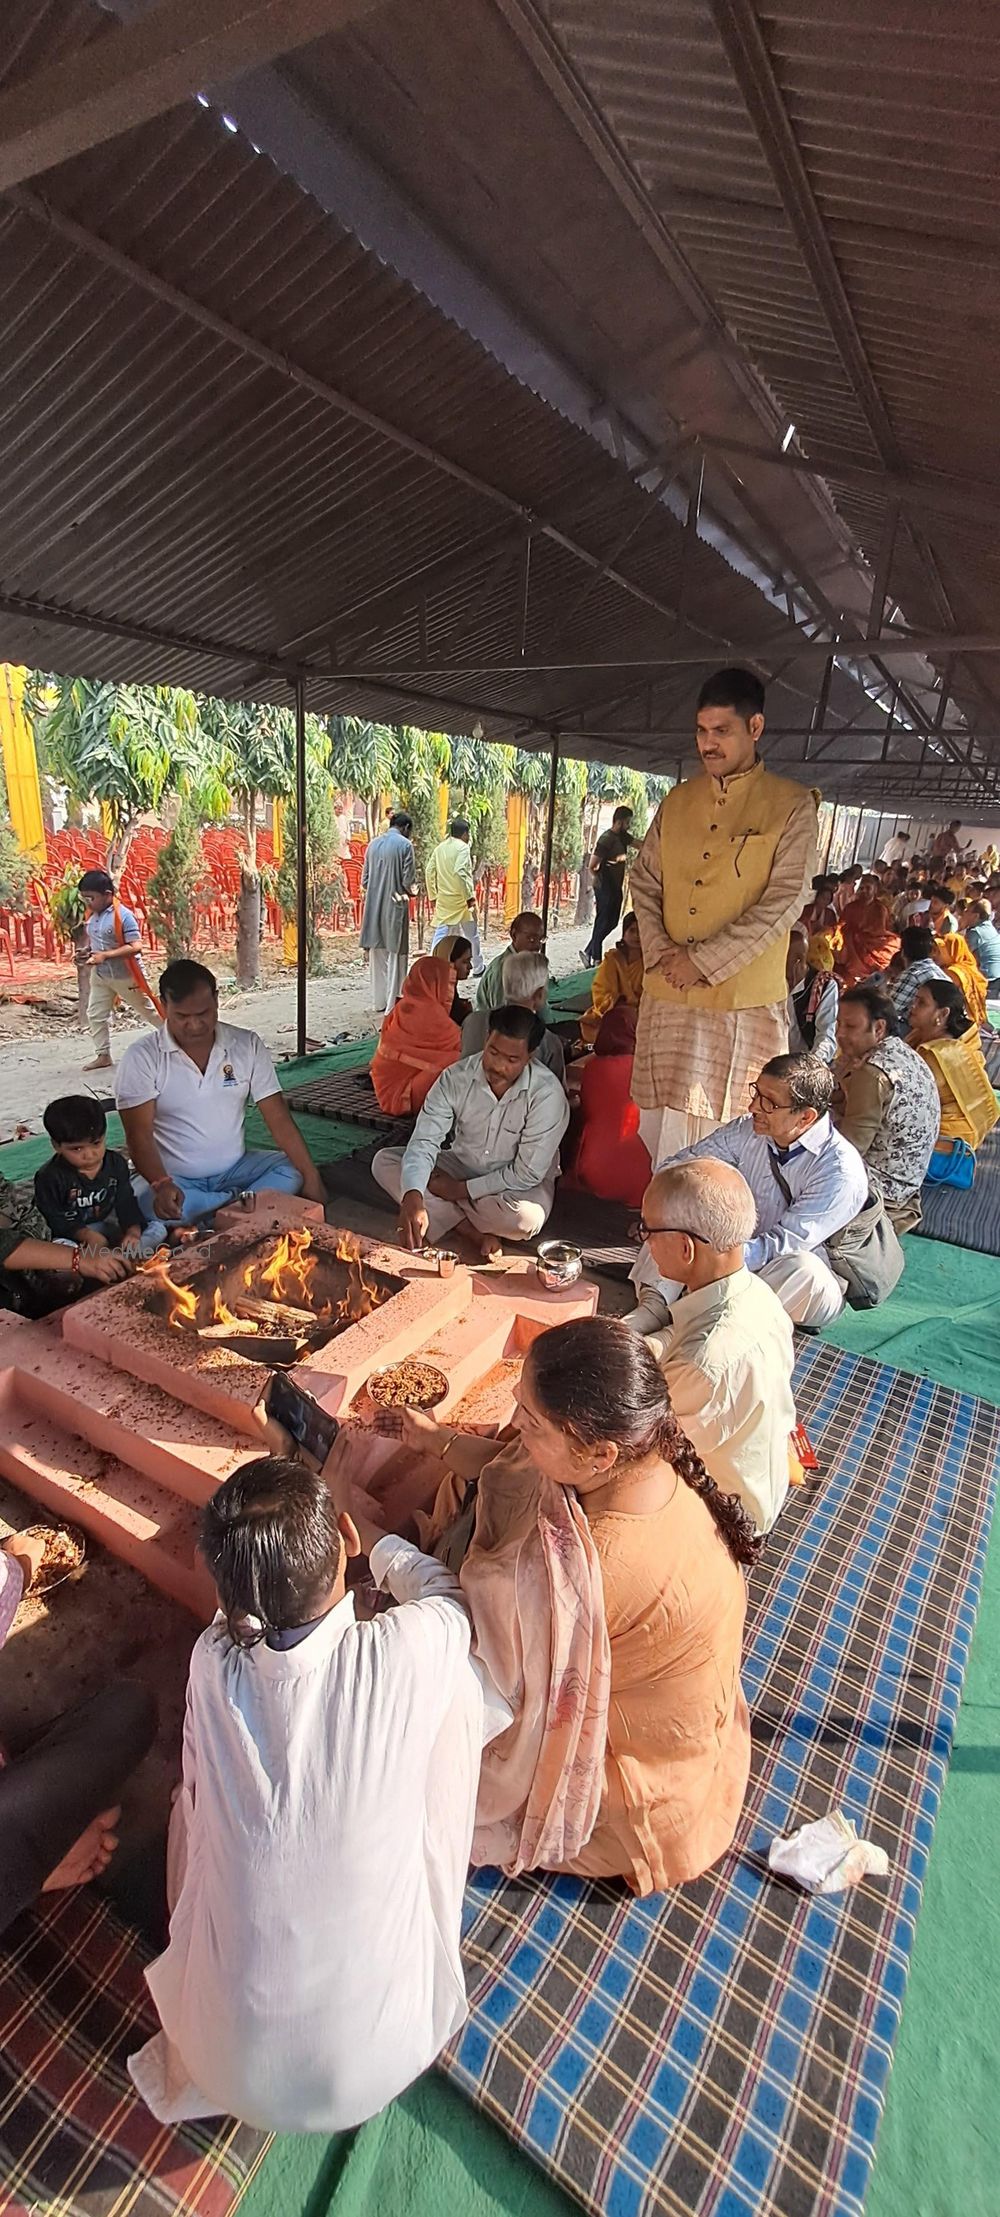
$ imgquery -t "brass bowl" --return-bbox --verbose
[535,1239,584,1289]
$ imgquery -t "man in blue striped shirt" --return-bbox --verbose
[629,1051,867,1330]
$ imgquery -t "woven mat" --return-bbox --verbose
[442,1341,1000,2217]
[0,1890,270,2217]
[915,1130,1000,1256]
[285,1067,414,1136]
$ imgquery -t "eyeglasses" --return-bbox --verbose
[638,1220,709,1244]
[749,1083,793,1114]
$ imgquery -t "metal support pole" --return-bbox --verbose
[866,501,899,639]
[822,804,838,870]
[540,730,560,939]
[803,645,836,762]
[872,813,885,865]
[294,675,308,1058]
[849,809,865,866]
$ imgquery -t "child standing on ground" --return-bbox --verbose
[35,1096,145,1257]
[78,867,160,1071]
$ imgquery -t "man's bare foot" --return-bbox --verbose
[479,1235,504,1262]
[42,1806,121,1893]
[82,1057,113,1072]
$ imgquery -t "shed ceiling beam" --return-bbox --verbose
[693,434,1000,536]
[707,0,902,473]
[331,635,1000,676]
[0,0,379,191]
[0,586,300,680]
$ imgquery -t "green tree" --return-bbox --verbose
[326,717,399,841]
[31,678,207,872]
[0,823,32,913]
[550,757,586,925]
[276,738,341,976]
[148,794,206,960]
[393,726,451,946]
[447,734,503,833]
[474,783,509,943]
[198,699,294,986]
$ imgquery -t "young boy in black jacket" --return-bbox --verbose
[35,1096,144,1257]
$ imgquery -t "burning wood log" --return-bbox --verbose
[233,1293,316,1332]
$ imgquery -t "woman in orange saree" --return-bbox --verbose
[836,873,900,988]
[369,954,462,1114]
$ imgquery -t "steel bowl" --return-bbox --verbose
[535,1239,583,1289]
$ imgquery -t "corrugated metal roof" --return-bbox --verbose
[0,1,889,787]
[1,0,995,809]
[540,0,1000,758]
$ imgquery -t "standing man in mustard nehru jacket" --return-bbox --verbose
[630,668,819,1165]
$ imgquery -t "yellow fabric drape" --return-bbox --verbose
[935,933,988,1028]
[0,665,46,862]
[917,1026,1000,1150]
[504,792,528,926]
[580,946,644,1045]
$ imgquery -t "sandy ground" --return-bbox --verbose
[0,917,595,1138]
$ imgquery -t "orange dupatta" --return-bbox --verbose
[369,954,461,1114]
[836,896,900,987]
[112,900,163,1016]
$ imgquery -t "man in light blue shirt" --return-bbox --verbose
[629,1051,868,1329]
[372,1005,569,1256]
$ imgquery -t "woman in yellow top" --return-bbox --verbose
[933,929,988,1028]
[579,911,643,1046]
[908,978,999,1156]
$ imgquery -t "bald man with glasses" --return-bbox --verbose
[633,1157,799,1534]
[628,1050,867,1332]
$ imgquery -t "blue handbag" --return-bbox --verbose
[925,1139,976,1191]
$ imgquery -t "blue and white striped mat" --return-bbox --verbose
[443,1341,1000,2217]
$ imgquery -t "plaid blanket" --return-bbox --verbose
[915,1128,1000,1255]
[0,1891,270,2217]
[443,1343,1000,2217]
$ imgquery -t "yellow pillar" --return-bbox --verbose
[437,783,450,836]
[272,797,285,862]
[0,666,46,862]
[504,792,527,925]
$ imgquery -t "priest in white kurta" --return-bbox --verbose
[129,1534,507,2133]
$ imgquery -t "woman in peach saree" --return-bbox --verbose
[407,1316,759,1895]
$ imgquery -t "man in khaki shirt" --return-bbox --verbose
[635,1157,798,1534]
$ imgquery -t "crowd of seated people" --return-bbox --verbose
[6,823,1000,2148]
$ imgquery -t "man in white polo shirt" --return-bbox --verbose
[116,959,326,1243]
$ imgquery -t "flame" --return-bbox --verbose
[259,1227,317,1307]
[331,1228,386,1325]
[142,1256,199,1330]
[211,1284,241,1328]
